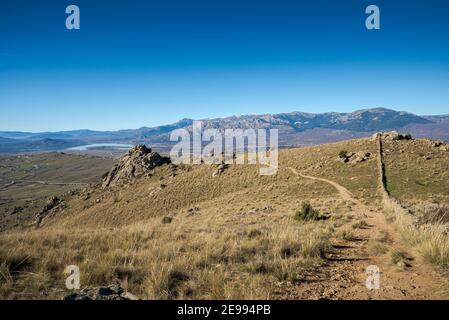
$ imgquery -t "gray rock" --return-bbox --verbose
[339,151,371,164]
[102,145,171,188]
[64,284,138,300]
[33,196,64,225]
[212,163,229,177]
[378,131,413,141]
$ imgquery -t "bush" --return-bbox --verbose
[338,150,348,159]
[294,202,319,221]
[162,216,173,224]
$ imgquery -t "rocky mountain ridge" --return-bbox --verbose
[1,108,448,153]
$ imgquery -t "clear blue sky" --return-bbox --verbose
[1,0,448,131]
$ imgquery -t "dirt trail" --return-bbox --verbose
[288,168,361,205]
[283,167,449,300]
[0,180,89,191]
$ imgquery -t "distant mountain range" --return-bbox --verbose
[1,108,448,154]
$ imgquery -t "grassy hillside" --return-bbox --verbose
[383,139,449,206]
[1,137,449,300]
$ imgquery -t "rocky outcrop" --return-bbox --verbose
[34,196,65,225]
[372,131,412,141]
[339,151,371,164]
[212,163,229,177]
[64,284,139,300]
[102,145,171,188]
[425,139,449,152]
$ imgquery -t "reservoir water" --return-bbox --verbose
[67,143,134,151]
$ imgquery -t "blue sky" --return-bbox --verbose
[1,0,449,131]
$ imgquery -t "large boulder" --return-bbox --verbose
[339,151,371,164]
[379,131,412,141]
[349,151,371,164]
[102,145,171,188]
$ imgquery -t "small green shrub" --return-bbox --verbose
[338,150,348,159]
[294,202,319,222]
[162,216,173,224]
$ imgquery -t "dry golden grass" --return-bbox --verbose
[381,139,449,273]
[0,214,335,299]
[0,148,351,299]
[382,195,449,272]
[1,136,448,299]
[366,240,388,256]
[282,138,380,204]
[337,228,357,241]
[383,139,449,206]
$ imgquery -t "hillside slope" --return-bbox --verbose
[1,137,449,299]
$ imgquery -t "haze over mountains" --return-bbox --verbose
[1,108,448,154]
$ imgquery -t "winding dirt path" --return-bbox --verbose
[0,180,89,191]
[282,166,449,300]
[288,168,361,205]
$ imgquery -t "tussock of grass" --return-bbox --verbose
[383,200,449,271]
[300,232,330,259]
[0,250,34,275]
[389,249,408,265]
[376,230,389,243]
[352,220,369,229]
[367,240,388,256]
[338,228,357,241]
[418,232,449,269]
[414,202,449,225]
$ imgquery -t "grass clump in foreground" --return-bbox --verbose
[294,202,320,222]
[367,240,388,256]
[383,201,449,272]
[389,249,408,265]
[352,220,369,230]
[338,228,357,241]
[0,217,335,299]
